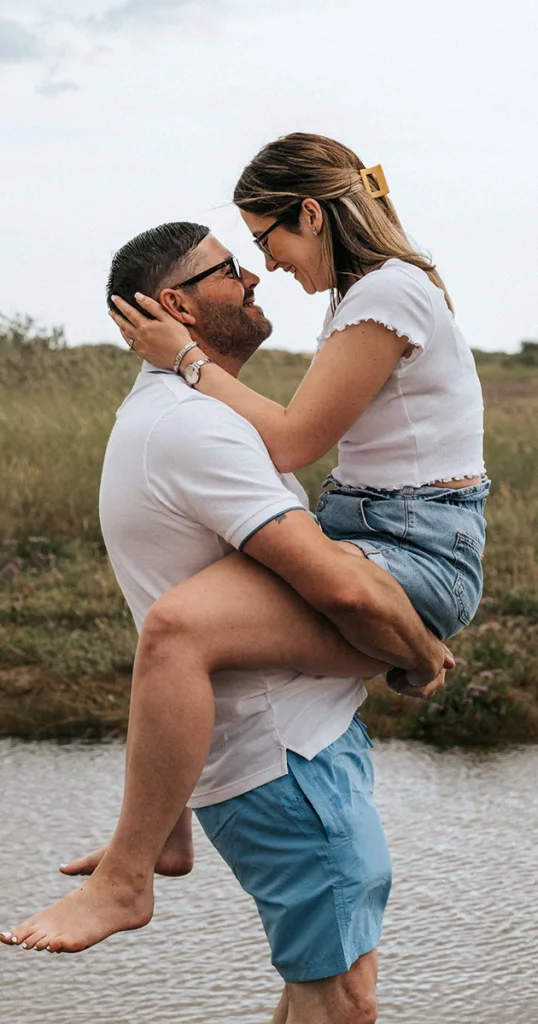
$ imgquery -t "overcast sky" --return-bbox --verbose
[1,0,536,353]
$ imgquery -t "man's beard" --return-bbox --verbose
[195,297,272,360]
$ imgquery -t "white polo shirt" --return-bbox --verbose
[99,364,366,808]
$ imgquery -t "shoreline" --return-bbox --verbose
[2,668,536,746]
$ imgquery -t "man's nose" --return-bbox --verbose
[240,267,260,289]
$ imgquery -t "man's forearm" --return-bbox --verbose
[318,559,443,681]
[244,512,444,682]
[273,545,442,678]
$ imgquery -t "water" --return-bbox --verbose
[1,739,537,1023]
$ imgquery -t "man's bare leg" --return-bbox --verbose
[270,988,289,1024]
[1,552,387,955]
[286,950,378,1024]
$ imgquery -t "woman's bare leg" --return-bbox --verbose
[2,549,385,955]
[60,809,194,879]
[60,545,372,883]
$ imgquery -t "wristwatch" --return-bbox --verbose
[182,358,212,387]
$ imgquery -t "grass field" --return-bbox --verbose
[2,317,538,743]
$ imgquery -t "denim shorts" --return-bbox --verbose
[316,476,490,640]
[196,715,392,983]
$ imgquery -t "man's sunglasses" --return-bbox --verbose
[173,254,242,289]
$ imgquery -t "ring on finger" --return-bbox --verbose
[128,337,136,351]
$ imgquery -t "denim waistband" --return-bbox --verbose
[321,474,491,503]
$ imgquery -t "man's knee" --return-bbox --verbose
[287,996,376,1024]
[322,991,376,1024]
[286,981,377,1024]
[345,991,377,1024]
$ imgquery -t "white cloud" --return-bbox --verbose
[37,77,80,97]
[0,18,42,62]
[0,1,225,91]
[88,0,195,30]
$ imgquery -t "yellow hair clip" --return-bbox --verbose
[360,164,390,199]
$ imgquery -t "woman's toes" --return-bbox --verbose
[21,929,44,950]
[2,923,35,946]
[47,937,64,954]
[59,847,106,876]
[33,935,52,951]
[60,859,84,875]
[60,858,89,875]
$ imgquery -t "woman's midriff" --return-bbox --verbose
[429,475,482,489]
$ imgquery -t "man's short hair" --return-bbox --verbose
[107,221,210,316]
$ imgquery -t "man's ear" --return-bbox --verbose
[159,288,197,326]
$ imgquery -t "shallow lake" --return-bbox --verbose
[1,738,537,1023]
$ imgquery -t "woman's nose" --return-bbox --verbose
[265,254,278,273]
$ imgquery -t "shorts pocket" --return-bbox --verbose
[356,497,410,541]
[317,491,409,544]
[287,758,348,845]
[195,801,241,845]
[452,530,484,628]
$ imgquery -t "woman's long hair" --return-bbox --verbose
[234,132,453,313]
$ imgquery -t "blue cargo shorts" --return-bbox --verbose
[195,715,391,983]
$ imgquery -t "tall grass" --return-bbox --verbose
[1,322,538,741]
[2,347,538,544]
[1,376,127,541]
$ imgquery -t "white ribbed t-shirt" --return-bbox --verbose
[318,259,485,489]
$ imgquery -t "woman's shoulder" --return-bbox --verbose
[346,258,433,302]
[320,259,436,350]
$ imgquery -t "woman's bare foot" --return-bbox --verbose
[60,814,194,879]
[0,861,154,954]
[60,841,193,879]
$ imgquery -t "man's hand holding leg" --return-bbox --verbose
[244,510,452,692]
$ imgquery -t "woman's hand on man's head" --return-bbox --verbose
[109,292,198,369]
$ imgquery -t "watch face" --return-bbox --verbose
[184,362,200,386]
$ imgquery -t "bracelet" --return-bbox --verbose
[173,341,198,374]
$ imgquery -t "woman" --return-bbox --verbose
[115,132,488,645]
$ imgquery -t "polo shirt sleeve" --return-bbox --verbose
[145,397,307,550]
[325,263,435,353]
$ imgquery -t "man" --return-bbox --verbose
[2,223,449,1023]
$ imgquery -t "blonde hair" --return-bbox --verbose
[234,132,453,313]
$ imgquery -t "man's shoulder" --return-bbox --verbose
[122,372,276,491]
[138,371,267,450]
[124,369,262,441]
[108,368,308,548]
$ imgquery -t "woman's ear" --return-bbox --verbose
[301,198,324,236]
[159,288,197,326]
